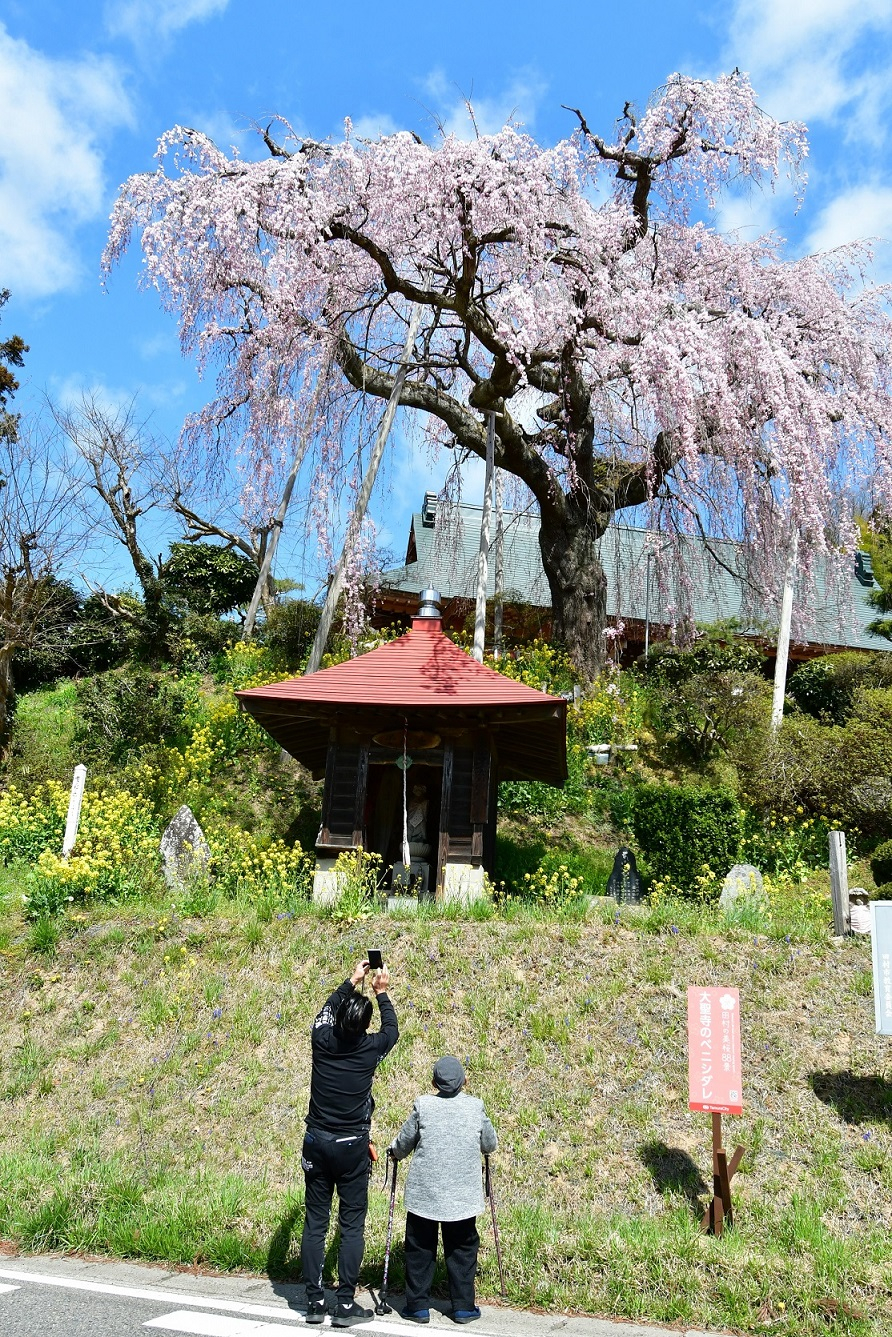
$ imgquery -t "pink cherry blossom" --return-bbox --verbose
[104,72,892,675]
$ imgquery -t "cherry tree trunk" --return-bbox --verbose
[537,510,608,682]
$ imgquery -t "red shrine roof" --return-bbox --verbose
[236,616,567,785]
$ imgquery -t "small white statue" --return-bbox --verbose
[849,887,871,935]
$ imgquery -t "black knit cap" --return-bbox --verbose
[433,1055,465,1096]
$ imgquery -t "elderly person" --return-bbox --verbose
[388,1056,497,1325]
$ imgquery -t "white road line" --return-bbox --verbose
[0,1269,473,1337]
[144,1318,437,1337]
[0,1284,20,1295]
[145,1311,303,1335]
[0,1270,304,1323]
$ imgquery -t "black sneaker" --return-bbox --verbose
[306,1300,327,1324]
[451,1308,481,1324]
[332,1301,373,1327]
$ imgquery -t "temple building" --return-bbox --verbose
[236,590,567,902]
[373,493,886,663]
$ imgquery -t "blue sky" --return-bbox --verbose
[3,0,892,596]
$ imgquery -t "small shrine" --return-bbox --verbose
[236,590,567,902]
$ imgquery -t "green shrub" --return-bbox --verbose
[260,600,322,670]
[656,669,770,760]
[629,785,742,893]
[496,834,613,898]
[787,652,892,723]
[164,542,256,616]
[870,840,892,887]
[639,632,764,686]
[75,668,196,763]
[732,695,892,839]
[169,612,241,671]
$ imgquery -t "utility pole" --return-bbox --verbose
[472,412,496,663]
[771,529,798,731]
[305,304,424,675]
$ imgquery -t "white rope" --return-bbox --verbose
[401,720,411,868]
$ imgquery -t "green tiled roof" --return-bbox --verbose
[380,498,886,653]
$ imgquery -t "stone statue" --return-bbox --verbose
[407,784,431,859]
[849,887,871,935]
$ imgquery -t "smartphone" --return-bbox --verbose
[367,949,384,971]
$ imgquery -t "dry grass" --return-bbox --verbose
[1,908,891,1335]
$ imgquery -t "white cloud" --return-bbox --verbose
[106,0,229,44]
[725,0,892,126]
[351,112,401,141]
[806,184,892,252]
[0,25,132,299]
[185,108,257,155]
[50,372,187,416]
[804,183,892,280]
[420,69,547,140]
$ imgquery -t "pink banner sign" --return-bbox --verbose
[687,987,743,1116]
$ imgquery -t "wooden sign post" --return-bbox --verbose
[829,830,850,936]
[62,764,87,858]
[687,987,745,1236]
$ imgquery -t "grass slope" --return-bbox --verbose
[1,909,890,1337]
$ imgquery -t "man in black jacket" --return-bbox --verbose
[302,959,398,1327]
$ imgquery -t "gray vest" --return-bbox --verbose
[391,1092,498,1222]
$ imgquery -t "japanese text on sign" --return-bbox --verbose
[687,986,743,1116]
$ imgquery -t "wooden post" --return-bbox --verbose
[493,466,504,659]
[644,551,653,660]
[242,373,326,639]
[62,764,87,857]
[771,529,798,731]
[701,1112,745,1237]
[472,412,496,663]
[306,303,424,674]
[829,830,850,936]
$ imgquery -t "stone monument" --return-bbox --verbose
[607,846,641,904]
[160,805,211,889]
[719,863,764,912]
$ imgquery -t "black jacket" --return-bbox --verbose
[306,979,399,1134]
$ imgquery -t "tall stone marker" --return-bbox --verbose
[160,805,210,889]
[607,846,641,904]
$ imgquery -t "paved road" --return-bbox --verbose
[0,1255,725,1337]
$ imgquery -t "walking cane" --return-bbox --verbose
[484,1155,507,1297]
[375,1152,398,1315]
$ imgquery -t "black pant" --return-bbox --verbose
[404,1212,479,1313]
[300,1128,370,1306]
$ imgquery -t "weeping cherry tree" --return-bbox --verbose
[104,72,892,678]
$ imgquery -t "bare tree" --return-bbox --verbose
[54,395,176,662]
[0,421,89,752]
[167,471,279,612]
[55,394,311,654]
